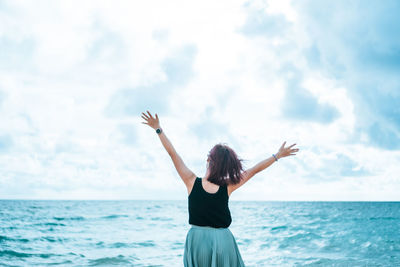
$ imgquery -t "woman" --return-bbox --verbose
[141,110,299,267]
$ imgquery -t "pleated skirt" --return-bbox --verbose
[183,224,245,267]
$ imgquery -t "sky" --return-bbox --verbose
[0,0,399,201]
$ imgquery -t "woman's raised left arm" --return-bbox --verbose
[141,111,196,187]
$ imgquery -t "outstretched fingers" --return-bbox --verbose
[142,112,149,119]
[141,111,159,129]
[147,110,154,119]
[290,146,299,155]
[281,141,286,149]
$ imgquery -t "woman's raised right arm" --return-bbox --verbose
[228,141,299,194]
[248,141,299,175]
[250,155,279,174]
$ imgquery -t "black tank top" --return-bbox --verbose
[188,177,232,228]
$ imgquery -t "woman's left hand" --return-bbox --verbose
[141,110,161,129]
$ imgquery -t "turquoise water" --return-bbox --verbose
[0,200,399,266]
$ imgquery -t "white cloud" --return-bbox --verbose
[0,0,399,200]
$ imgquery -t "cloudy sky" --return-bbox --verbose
[1,0,399,201]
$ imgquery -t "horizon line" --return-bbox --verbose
[0,199,399,202]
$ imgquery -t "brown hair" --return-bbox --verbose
[206,143,245,186]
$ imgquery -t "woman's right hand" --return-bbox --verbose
[276,141,299,159]
[141,110,161,130]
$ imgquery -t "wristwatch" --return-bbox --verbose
[156,128,162,134]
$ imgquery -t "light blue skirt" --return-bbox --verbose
[184,224,245,267]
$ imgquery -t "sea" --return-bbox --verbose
[0,200,399,266]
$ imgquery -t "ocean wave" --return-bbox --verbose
[44,259,74,265]
[150,216,173,221]
[94,241,155,249]
[133,240,156,247]
[101,214,129,219]
[2,226,17,230]
[0,235,29,243]
[278,232,324,249]
[0,235,71,244]
[110,242,130,248]
[88,255,132,266]
[0,249,55,259]
[28,206,43,210]
[32,222,67,227]
[270,225,288,232]
[53,216,85,221]
[95,241,104,247]
[39,236,70,243]
[369,216,397,221]
[286,232,323,241]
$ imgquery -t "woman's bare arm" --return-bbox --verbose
[251,155,278,174]
[229,141,299,194]
[141,111,196,188]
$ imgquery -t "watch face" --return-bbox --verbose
[156,128,161,133]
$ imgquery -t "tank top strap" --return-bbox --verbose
[195,176,201,187]
[193,177,202,193]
